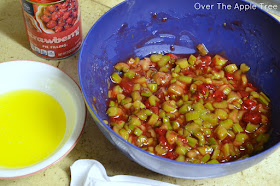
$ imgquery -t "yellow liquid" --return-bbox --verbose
[0,89,66,168]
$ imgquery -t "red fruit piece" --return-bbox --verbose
[197,84,207,95]
[200,56,212,67]
[46,20,57,29]
[64,24,72,30]
[63,11,72,20]
[72,10,78,18]
[51,12,61,21]
[119,79,134,95]
[242,99,257,110]
[43,9,51,17]
[46,5,56,12]
[243,111,261,124]
[54,26,63,33]
[66,17,73,24]
[41,15,50,23]
[58,19,66,27]
[155,128,167,136]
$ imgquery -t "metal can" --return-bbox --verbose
[20,0,82,59]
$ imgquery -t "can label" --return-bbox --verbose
[20,0,82,59]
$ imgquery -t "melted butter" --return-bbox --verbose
[0,89,66,168]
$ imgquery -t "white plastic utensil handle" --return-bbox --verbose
[70,159,178,186]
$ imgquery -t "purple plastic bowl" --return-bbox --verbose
[79,0,280,179]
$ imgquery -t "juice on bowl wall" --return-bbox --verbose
[20,0,82,59]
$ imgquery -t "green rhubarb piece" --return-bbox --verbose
[190,84,197,93]
[211,148,221,160]
[223,86,231,95]
[150,54,162,62]
[240,63,250,73]
[193,102,205,111]
[144,109,153,116]
[224,64,238,73]
[259,92,270,106]
[109,100,116,107]
[207,159,219,164]
[176,59,189,68]
[176,99,184,107]
[136,110,148,121]
[155,144,168,155]
[212,70,225,79]
[119,129,129,140]
[134,127,143,136]
[177,76,193,84]
[114,62,129,72]
[246,123,259,132]
[147,113,159,125]
[124,70,136,79]
[194,132,205,146]
[175,155,185,162]
[147,83,158,92]
[222,143,230,157]
[131,91,141,101]
[121,97,132,105]
[141,89,152,97]
[213,54,227,66]
[219,119,233,129]
[137,135,148,146]
[166,130,178,145]
[197,43,209,56]
[106,107,121,117]
[111,72,122,83]
[159,66,169,72]
[117,94,125,103]
[185,111,200,121]
[173,65,181,73]
[233,123,244,133]
[133,84,141,91]
[187,137,198,147]
[175,146,188,155]
[235,133,248,143]
[215,126,228,140]
[213,100,228,109]
[188,54,196,65]
[133,100,146,110]
[203,128,211,136]
[162,101,177,113]
[112,85,123,94]
[182,94,189,101]
[185,123,200,134]
[208,137,217,146]
[168,83,184,96]
[172,120,181,130]
[134,77,147,84]
[201,154,211,163]
[128,116,141,126]
[158,55,170,67]
[250,91,259,99]
[179,103,192,114]
[204,102,214,111]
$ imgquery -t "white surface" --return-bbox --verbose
[70,159,178,186]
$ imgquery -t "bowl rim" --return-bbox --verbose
[78,0,280,176]
[0,60,86,179]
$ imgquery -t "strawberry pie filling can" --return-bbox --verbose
[20,0,82,59]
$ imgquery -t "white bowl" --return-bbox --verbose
[0,60,86,178]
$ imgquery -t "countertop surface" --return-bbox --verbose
[0,0,279,185]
